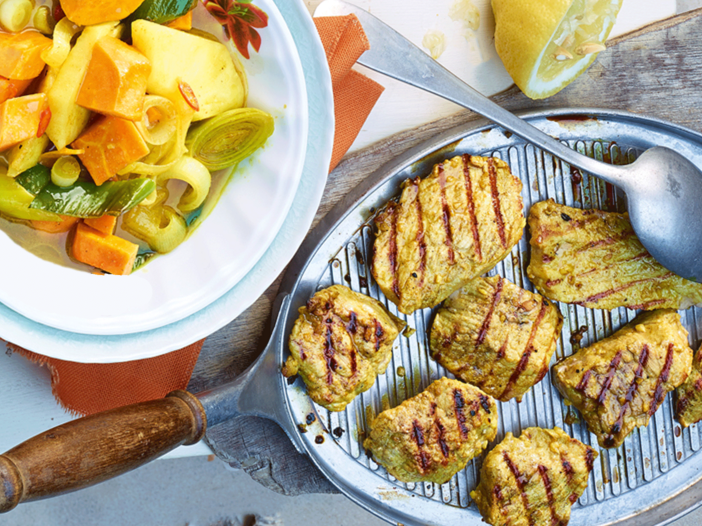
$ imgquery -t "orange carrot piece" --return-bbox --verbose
[0,31,52,80]
[84,214,117,235]
[0,76,32,104]
[165,12,193,30]
[72,115,150,186]
[31,215,79,233]
[60,0,144,25]
[77,36,151,121]
[72,222,138,275]
[0,93,50,151]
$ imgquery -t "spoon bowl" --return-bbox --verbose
[316,0,702,281]
[620,146,702,280]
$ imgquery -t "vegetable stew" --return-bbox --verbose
[0,0,274,275]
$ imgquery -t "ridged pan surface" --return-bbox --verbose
[280,109,702,526]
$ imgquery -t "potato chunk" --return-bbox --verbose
[131,20,246,121]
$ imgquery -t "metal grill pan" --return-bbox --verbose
[276,108,702,526]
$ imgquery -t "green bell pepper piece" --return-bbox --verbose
[0,172,61,222]
[29,178,156,218]
[15,164,52,196]
[130,0,198,24]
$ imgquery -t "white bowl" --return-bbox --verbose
[0,0,308,336]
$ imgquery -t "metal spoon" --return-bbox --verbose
[316,0,702,281]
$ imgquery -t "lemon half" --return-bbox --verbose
[492,0,622,100]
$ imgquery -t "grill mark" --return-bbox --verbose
[677,377,702,416]
[546,278,563,287]
[493,484,504,502]
[500,301,548,399]
[438,164,455,264]
[476,277,504,346]
[412,420,430,471]
[597,351,623,405]
[323,321,337,385]
[487,158,507,248]
[496,337,509,359]
[346,312,358,334]
[435,419,450,458]
[479,394,492,413]
[561,458,574,483]
[293,339,307,361]
[569,493,579,504]
[388,204,401,300]
[627,299,668,310]
[576,370,593,391]
[579,273,675,305]
[374,320,384,352]
[585,448,595,472]
[349,347,357,376]
[412,179,427,284]
[574,231,634,254]
[604,345,650,447]
[649,343,675,416]
[412,419,425,446]
[453,389,468,438]
[677,395,691,415]
[537,465,559,526]
[461,154,482,260]
[503,453,534,526]
[575,252,650,279]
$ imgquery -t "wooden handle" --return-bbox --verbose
[0,390,206,513]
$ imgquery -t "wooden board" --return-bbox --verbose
[303,0,677,152]
[201,9,702,495]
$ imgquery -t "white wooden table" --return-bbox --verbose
[0,0,689,459]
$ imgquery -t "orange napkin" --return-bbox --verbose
[315,15,385,171]
[11,14,382,417]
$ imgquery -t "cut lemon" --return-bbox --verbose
[492,0,622,99]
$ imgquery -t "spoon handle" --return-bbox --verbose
[322,0,627,186]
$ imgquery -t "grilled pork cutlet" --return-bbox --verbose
[372,154,525,314]
[527,200,702,310]
[282,285,405,412]
[553,310,692,448]
[471,427,596,526]
[364,378,497,483]
[675,345,702,428]
[430,276,563,402]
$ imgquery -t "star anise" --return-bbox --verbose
[203,0,269,59]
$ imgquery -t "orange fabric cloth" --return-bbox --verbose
[9,341,203,416]
[315,15,385,171]
[12,14,382,417]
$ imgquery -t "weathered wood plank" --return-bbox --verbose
[197,9,702,495]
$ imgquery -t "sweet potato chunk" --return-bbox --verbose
[61,0,144,25]
[72,115,150,186]
[165,12,193,30]
[0,93,50,151]
[0,31,52,80]
[77,37,151,121]
[0,76,32,104]
[47,21,121,150]
[31,215,79,233]
[84,214,117,235]
[72,222,138,275]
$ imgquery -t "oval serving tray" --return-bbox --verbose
[278,108,702,526]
